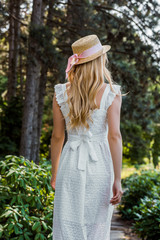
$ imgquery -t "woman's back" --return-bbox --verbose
[51,34,123,240]
[52,81,121,239]
[54,82,121,136]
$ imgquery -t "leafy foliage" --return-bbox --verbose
[152,125,160,168]
[0,76,7,96]
[0,155,54,239]
[118,170,160,239]
[132,192,160,240]
[0,96,23,158]
[121,121,151,165]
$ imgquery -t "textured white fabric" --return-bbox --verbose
[52,82,121,240]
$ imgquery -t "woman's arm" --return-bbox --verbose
[50,92,65,189]
[107,93,123,204]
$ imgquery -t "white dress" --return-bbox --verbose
[52,82,121,240]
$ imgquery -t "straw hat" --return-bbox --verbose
[71,34,111,65]
[65,34,111,78]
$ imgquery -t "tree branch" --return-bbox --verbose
[94,5,156,42]
[9,12,28,26]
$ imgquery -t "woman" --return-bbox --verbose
[51,35,123,240]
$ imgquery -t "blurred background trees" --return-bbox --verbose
[0,0,159,168]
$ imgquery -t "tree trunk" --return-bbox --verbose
[29,0,45,164]
[7,0,21,101]
[30,71,40,163]
[19,45,24,97]
[33,0,55,164]
[19,0,42,161]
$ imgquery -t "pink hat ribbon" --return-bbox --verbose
[65,42,102,79]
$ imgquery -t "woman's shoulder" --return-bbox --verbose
[107,83,121,92]
[54,83,67,105]
[105,83,121,110]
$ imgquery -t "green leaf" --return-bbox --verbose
[0,210,12,218]
[35,233,40,240]
[18,235,24,240]
[26,196,33,202]
[30,216,39,221]
[36,224,41,233]
[14,225,19,235]
[42,221,47,230]
[0,224,3,232]
[40,233,45,240]
[17,222,23,228]
[6,169,15,177]
[20,179,25,187]
[32,222,40,231]
[24,233,31,240]
[14,212,18,222]
[8,223,14,231]
[45,212,52,219]
[0,224,3,238]
[11,196,17,205]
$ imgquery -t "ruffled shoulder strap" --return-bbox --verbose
[54,83,68,113]
[54,84,64,106]
[105,84,121,110]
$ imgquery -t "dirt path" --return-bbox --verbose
[110,205,141,240]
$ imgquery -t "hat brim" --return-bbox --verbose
[75,45,111,65]
[102,45,111,53]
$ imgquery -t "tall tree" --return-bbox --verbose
[36,0,55,163]
[20,0,43,161]
[7,0,21,101]
[31,0,55,164]
[20,0,57,163]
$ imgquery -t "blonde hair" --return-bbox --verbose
[64,53,116,131]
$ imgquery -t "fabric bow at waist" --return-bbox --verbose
[68,131,108,171]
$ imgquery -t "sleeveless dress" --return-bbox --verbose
[52,82,121,240]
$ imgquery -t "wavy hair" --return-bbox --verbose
[64,53,116,131]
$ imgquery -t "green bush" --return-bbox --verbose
[118,170,160,239]
[132,191,160,240]
[0,155,54,240]
[119,169,160,220]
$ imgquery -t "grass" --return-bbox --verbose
[121,162,157,179]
